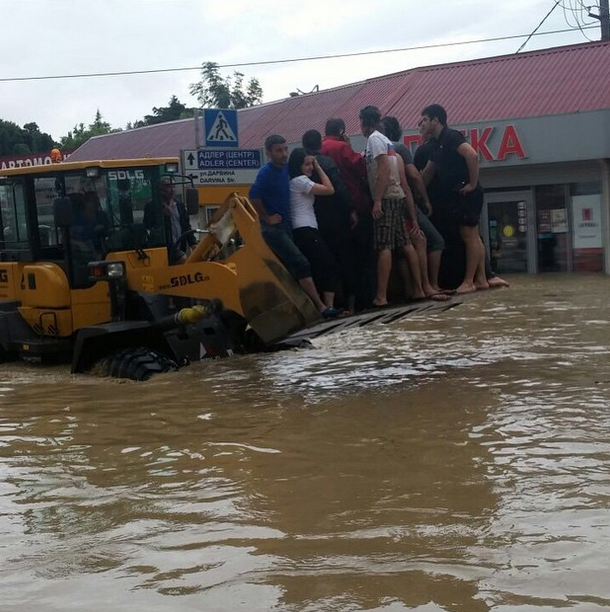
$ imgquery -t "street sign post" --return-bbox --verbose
[203,108,239,148]
[182,149,261,185]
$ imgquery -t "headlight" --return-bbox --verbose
[106,262,125,278]
[88,260,126,281]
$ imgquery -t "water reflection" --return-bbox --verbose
[1,275,610,611]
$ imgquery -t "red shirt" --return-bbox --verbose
[320,136,371,215]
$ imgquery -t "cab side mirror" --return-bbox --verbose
[53,197,73,227]
[186,188,199,215]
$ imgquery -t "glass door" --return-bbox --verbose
[483,190,533,274]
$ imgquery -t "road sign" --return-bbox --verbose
[203,108,238,148]
[182,149,261,185]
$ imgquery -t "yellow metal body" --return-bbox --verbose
[0,181,319,345]
[0,261,113,337]
[106,193,320,343]
[1,154,320,347]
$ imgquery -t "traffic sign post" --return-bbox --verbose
[182,149,261,185]
[203,108,239,148]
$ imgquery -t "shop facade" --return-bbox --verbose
[399,110,610,275]
[68,41,610,276]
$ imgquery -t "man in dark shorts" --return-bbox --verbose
[419,104,487,294]
[249,134,338,318]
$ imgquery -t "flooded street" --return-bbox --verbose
[1,274,610,612]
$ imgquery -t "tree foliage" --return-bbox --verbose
[0,120,55,156]
[59,109,119,149]
[189,62,263,109]
[130,95,197,129]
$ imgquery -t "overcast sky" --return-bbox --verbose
[0,0,601,142]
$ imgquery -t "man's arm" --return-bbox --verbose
[397,158,421,234]
[180,203,197,246]
[341,143,367,171]
[372,153,390,219]
[249,198,282,225]
[405,163,432,216]
[421,160,436,187]
[249,168,282,224]
[457,142,479,194]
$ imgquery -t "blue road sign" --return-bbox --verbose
[203,108,239,148]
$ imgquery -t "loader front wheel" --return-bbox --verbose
[106,347,179,381]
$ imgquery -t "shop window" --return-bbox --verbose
[535,185,569,272]
[570,182,603,273]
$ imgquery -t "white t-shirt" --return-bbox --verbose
[289,175,318,229]
[364,130,405,200]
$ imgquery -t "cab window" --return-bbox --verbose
[0,181,29,248]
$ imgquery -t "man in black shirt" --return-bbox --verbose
[419,104,487,294]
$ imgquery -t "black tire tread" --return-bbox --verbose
[107,347,178,381]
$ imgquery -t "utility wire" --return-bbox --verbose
[517,1,563,52]
[0,25,597,84]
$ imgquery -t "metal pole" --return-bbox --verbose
[194,109,201,149]
[600,0,610,41]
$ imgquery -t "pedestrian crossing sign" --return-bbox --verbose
[203,108,239,148]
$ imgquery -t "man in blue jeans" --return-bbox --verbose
[249,134,338,318]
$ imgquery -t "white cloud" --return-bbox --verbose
[0,0,596,141]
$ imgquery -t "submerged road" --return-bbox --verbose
[1,274,609,611]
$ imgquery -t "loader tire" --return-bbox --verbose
[107,347,178,381]
[0,344,15,364]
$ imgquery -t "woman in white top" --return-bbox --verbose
[288,148,341,313]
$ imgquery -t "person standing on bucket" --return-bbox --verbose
[249,134,339,319]
[418,104,487,294]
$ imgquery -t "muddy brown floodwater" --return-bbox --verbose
[1,274,610,612]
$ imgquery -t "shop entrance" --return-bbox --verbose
[482,190,534,274]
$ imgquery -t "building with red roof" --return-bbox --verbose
[69,40,610,275]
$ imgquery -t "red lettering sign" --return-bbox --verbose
[496,125,526,160]
[0,150,72,171]
[403,125,526,162]
[470,127,494,161]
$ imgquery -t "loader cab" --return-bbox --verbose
[0,158,189,288]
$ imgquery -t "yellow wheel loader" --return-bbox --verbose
[0,157,457,380]
[0,158,324,379]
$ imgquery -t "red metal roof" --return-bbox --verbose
[69,40,610,161]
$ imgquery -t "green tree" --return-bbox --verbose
[22,122,54,153]
[132,95,197,128]
[0,119,55,156]
[59,109,119,149]
[189,62,263,109]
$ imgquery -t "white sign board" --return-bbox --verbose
[572,194,602,249]
[182,149,262,186]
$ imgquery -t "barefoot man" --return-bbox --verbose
[419,104,488,294]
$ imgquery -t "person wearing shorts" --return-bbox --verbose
[381,115,447,296]
[419,104,487,294]
[359,106,425,306]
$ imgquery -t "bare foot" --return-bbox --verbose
[455,282,477,295]
[426,292,452,301]
[475,280,490,290]
[488,276,510,288]
[372,299,388,307]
